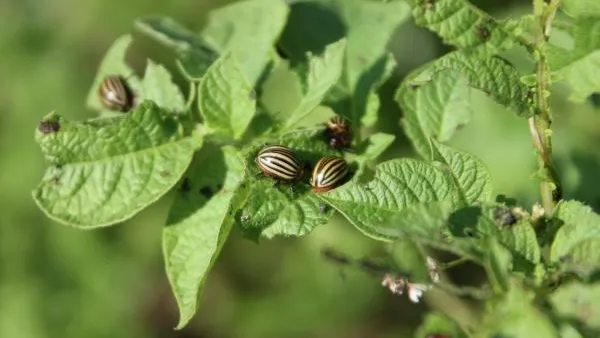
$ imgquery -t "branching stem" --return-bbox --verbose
[528,0,562,214]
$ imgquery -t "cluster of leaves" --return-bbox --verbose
[31,0,600,336]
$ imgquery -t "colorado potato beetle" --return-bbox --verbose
[325,115,352,149]
[99,75,135,112]
[311,156,349,193]
[255,145,303,181]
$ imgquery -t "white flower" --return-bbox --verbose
[406,283,431,303]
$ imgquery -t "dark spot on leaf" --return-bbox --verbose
[248,89,256,101]
[38,120,60,134]
[463,228,476,237]
[181,177,190,193]
[159,170,170,177]
[321,247,351,266]
[199,186,213,197]
[407,82,420,90]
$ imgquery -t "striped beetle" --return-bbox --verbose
[325,116,352,149]
[255,145,303,182]
[311,156,349,193]
[99,75,135,112]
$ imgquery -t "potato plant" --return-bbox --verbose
[32,0,600,336]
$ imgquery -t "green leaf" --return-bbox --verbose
[430,51,533,117]
[318,159,461,241]
[550,201,600,276]
[85,34,142,113]
[282,39,346,128]
[561,0,600,18]
[163,146,248,329]
[201,0,289,84]
[325,0,408,127]
[550,282,600,331]
[238,129,343,239]
[32,101,200,228]
[396,70,472,159]
[414,312,468,338]
[134,16,219,80]
[430,139,492,204]
[448,204,541,267]
[478,285,559,338]
[197,54,256,140]
[483,236,511,293]
[141,60,186,114]
[548,18,600,102]
[406,0,526,53]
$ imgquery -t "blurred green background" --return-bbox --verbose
[2,0,599,337]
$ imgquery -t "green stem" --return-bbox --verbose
[528,0,562,214]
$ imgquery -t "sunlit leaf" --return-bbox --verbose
[163,146,248,329]
[548,18,600,102]
[32,101,200,227]
[201,0,289,84]
[198,54,256,139]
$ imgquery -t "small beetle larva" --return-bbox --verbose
[255,145,303,181]
[311,156,349,193]
[98,75,134,112]
[325,116,352,149]
[38,120,60,134]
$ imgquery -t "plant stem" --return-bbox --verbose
[528,0,562,214]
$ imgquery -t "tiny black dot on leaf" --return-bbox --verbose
[199,186,213,197]
[159,171,170,177]
[38,120,60,134]
[493,206,519,227]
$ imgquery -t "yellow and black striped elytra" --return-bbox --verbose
[99,75,134,112]
[325,116,352,149]
[311,156,349,193]
[255,145,303,181]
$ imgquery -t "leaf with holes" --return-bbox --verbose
[238,128,343,239]
[32,101,200,228]
[201,0,289,84]
[406,0,526,53]
[198,54,256,140]
[163,146,248,329]
[397,70,472,158]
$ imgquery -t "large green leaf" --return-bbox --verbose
[282,39,346,128]
[548,18,600,102]
[406,0,526,53]
[238,128,342,239]
[397,70,472,159]
[32,101,200,228]
[197,54,256,139]
[317,158,461,241]
[430,139,492,204]
[550,282,600,331]
[430,52,533,117]
[163,146,248,329]
[134,16,219,80]
[550,201,600,277]
[201,0,289,84]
